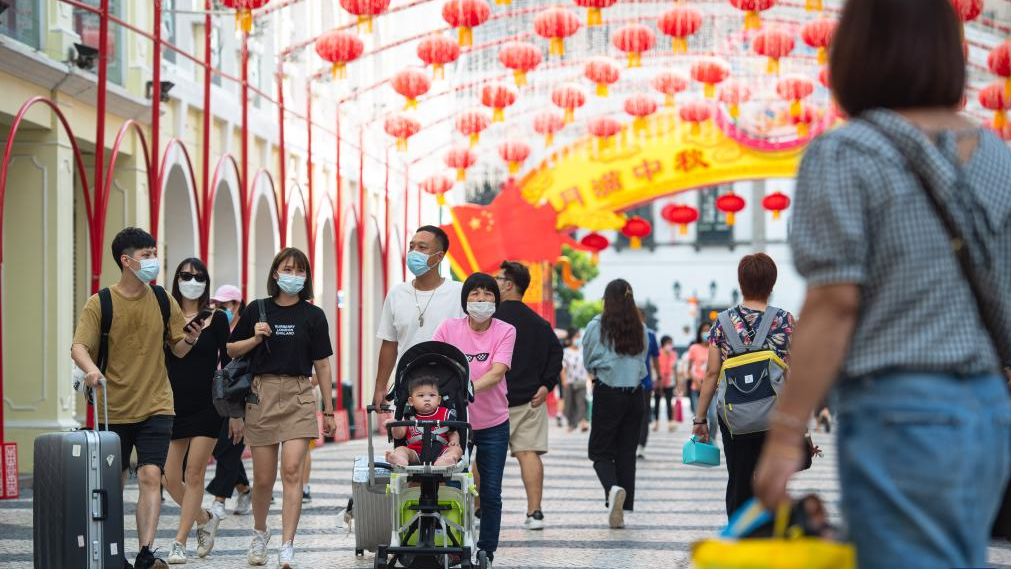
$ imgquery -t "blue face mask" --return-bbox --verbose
[276,273,306,296]
[130,257,160,282]
[407,250,439,277]
[222,308,234,323]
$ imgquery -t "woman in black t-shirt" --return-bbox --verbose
[163,258,232,563]
[227,247,337,568]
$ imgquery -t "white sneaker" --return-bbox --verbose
[234,489,252,515]
[196,510,221,558]
[247,528,271,566]
[278,541,296,569]
[210,500,227,521]
[636,445,646,459]
[167,541,187,564]
[608,486,627,529]
[523,510,545,530]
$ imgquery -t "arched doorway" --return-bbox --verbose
[314,209,337,407]
[161,164,198,283]
[287,190,310,255]
[365,219,386,398]
[249,180,280,300]
[210,179,241,290]
[341,214,361,409]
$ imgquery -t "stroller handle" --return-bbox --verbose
[385,419,471,431]
[366,404,393,413]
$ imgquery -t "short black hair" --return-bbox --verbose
[111,227,156,270]
[266,247,314,300]
[408,375,441,396]
[417,225,450,253]
[171,257,211,309]
[499,260,531,295]
[460,272,500,313]
[660,335,673,347]
[830,0,964,117]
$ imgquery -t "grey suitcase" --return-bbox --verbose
[33,381,124,569]
[352,409,393,557]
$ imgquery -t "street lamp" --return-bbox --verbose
[672,281,681,300]
[731,288,740,306]
[709,280,718,300]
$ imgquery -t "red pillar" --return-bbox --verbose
[199,0,213,260]
[239,30,251,299]
[150,0,162,241]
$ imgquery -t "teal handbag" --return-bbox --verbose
[682,436,721,467]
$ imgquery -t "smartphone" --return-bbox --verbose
[186,308,214,331]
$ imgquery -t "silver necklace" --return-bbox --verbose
[412,279,438,327]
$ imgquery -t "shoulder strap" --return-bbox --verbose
[750,307,779,349]
[151,285,170,342]
[717,310,748,356]
[258,298,267,323]
[97,288,113,373]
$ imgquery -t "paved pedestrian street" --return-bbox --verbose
[5,419,1011,568]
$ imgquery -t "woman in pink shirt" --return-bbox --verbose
[433,273,515,566]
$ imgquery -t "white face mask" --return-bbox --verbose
[467,301,497,323]
[178,279,207,300]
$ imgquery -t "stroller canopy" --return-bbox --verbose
[392,341,472,419]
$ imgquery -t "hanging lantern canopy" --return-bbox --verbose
[339,0,391,33]
[572,0,617,27]
[776,75,814,118]
[417,34,460,80]
[762,191,791,220]
[580,232,610,262]
[715,191,746,226]
[989,41,1011,98]
[621,217,652,249]
[789,104,818,137]
[980,82,1011,130]
[551,82,588,124]
[533,111,565,147]
[612,24,656,68]
[535,8,581,57]
[442,0,491,47]
[651,71,690,108]
[690,57,731,98]
[498,140,532,175]
[498,41,542,87]
[624,93,659,133]
[314,30,364,79]
[661,203,700,235]
[729,0,775,31]
[221,0,271,33]
[658,6,703,54]
[800,18,836,65]
[384,113,421,152]
[588,116,622,150]
[717,81,752,119]
[584,57,621,97]
[481,82,518,122]
[753,29,795,75]
[679,101,713,136]
[445,147,478,181]
[456,108,492,147]
[391,67,432,109]
[420,174,455,206]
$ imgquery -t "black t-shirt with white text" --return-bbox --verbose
[229,299,333,376]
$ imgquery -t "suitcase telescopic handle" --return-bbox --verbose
[88,378,109,432]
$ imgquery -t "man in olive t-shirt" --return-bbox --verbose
[70,228,200,569]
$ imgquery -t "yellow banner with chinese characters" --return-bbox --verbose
[519,112,807,230]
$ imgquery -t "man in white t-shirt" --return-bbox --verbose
[372,225,465,409]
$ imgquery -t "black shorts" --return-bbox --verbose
[109,415,173,473]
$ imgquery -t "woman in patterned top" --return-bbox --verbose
[692,253,795,516]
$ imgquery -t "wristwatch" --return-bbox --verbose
[692,417,708,425]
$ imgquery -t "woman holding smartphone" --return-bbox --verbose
[162,258,233,563]
[227,247,337,569]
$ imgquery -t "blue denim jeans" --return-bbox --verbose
[471,420,509,555]
[836,372,1011,569]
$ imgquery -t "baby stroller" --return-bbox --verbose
[367,341,484,569]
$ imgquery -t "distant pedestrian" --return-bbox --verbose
[652,336,678,432]
[561,330,589,432]
[685,322,717,439]
[637,315,660,459]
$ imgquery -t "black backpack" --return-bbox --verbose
[212,299,267,418]
[95,285,170,374]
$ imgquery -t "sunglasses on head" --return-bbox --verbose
[179,271,208,283]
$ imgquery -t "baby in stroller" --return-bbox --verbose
[384,376,464,467]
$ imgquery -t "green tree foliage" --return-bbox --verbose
[569,299,604,330]
[554,245,601,330]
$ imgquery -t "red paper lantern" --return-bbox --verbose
[800,18,836,65]
[498,140,531,175]
[535,8,581,56]
[456,108,492,147]
[718,81,752,119]
[818,66,830,88]
[498,41,542,87]
[572,0,617,27]
[420,174,455,205]
[221,0,271,33]
[680,101,713,136]
[612,24,656,68]
[315,30,363,79]
[445,146,478,181]
[624,93,659,132]
[588,116,622,150]
[391,67,431,109]
[762,191,791,220]
[661,203,699,235]
[980,82,1011,131]
[729,0,775,31]
[716,192,746,226]
[384,113,421,152]
[989,41,1011,99]
[690,57,731,98]
[753,29,795,75]
[621,216,652,249]
[551,82,588,124]
[533,111,565,147]
[658,6,703,54]
[442,0,490,47]
[789,104,818,137]
[339,0,391,33]
[580,232,610,262]
[950,0,982,22]
[584,57,621,97]
[652,71,690,108]
[417,34,460,80]
[481,82,518,122]
[776,75,814,117]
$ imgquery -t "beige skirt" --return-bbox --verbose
[244,374,319,447]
